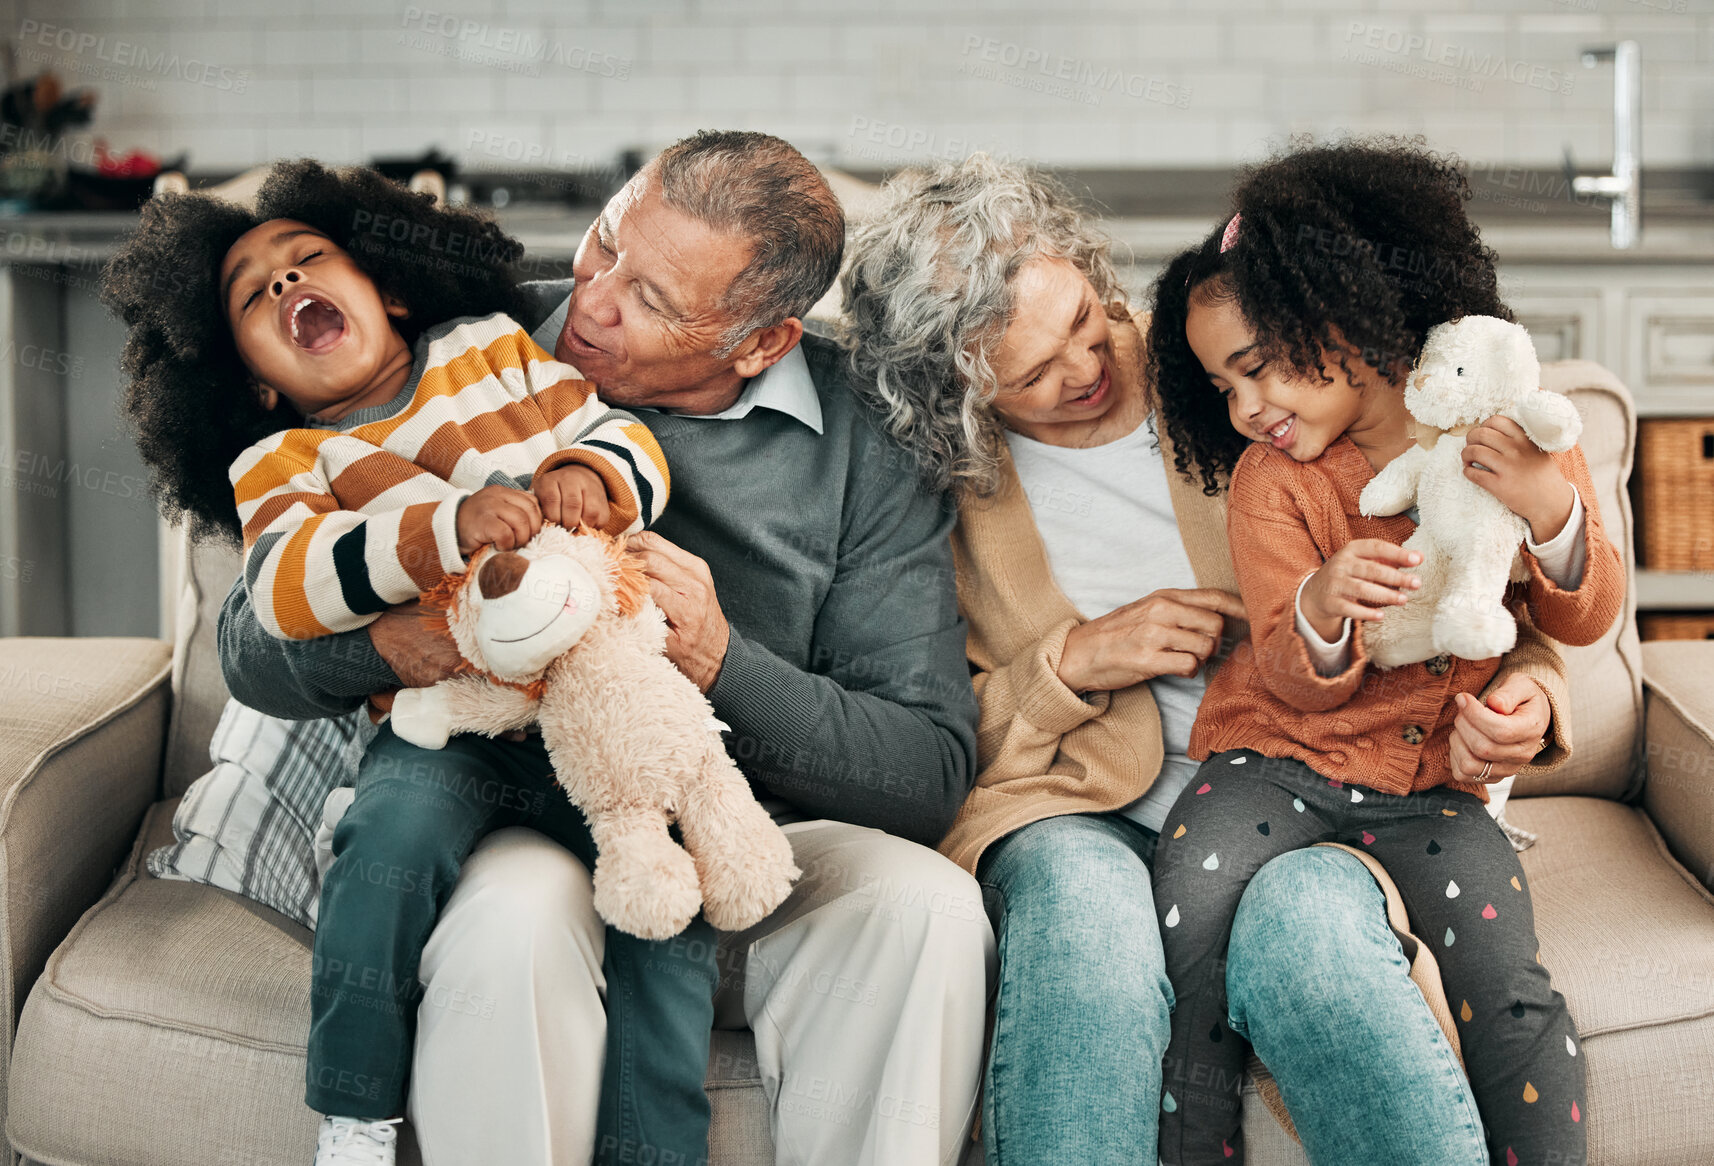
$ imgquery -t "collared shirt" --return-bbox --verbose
[531,296,824,435]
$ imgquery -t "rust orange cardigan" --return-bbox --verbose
[1188,436,1625,799]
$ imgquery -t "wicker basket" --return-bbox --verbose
[1638,419,1714,571]
[1639,612,1714,642]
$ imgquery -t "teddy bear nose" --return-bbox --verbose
[478,552,530,599]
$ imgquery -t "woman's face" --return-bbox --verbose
[987,256,1116,441]
[1184,285,1377,463]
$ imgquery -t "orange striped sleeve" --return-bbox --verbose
[269,512,336,640]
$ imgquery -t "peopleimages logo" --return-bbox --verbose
[399,8,632,79]
[959,35,1192,110]
[15,20,251,91]
[1341,23,1575,95]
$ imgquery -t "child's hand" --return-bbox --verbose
[1300,539,1422,642]
[1462,416,1576,543]
[535,464,612,532]
[456,485,542,555]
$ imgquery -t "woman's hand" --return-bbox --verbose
[1057,588,1246,694]
[1299,539,1422,642]
[1462,416,1575,543]
[1448,673,1552,784]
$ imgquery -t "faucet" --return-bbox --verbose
[1571,40,1641,249]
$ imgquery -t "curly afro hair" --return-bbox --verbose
[102,159,534,545]
[1148,136,1511,496]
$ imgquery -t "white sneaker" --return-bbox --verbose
[315,1116,400,1166]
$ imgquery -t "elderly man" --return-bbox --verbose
[220,130,993,1166]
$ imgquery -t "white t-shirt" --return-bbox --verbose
[1004,419,1206,835]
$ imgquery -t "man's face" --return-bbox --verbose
[561,175,756,410]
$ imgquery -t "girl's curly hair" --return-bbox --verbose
[1148,136,1511,496]
[102,159,534,545]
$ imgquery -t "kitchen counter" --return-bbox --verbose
[3,196,1711,266]
[0,189,1709,640]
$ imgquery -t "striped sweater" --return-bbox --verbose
[232,312,670,641]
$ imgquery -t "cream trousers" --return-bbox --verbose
[407,821,996,1166]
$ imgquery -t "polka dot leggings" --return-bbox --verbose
[1153,750,1586,1166]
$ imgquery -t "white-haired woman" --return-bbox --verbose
[839,155,1564,1165]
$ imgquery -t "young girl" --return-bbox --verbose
[1145,141,1623,1166]
[103,161,711,1166]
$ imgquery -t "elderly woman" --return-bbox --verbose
[839,155,1566,1166]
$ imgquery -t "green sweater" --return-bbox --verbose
[217,281,978,843]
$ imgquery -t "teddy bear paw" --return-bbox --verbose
[389,686,452,750]
[1432,604,1518,662]
[592,835,703,941]
[697,834,801,933]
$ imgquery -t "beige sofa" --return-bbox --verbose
[2,361,1711,1166]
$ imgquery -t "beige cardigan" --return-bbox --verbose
[938,355,1571,876]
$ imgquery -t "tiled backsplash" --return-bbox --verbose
[9,0,1712,177]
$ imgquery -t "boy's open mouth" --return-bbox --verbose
[284,291,347,354]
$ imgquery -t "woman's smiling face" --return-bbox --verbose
[1184,283,1377,463]
[219,219,410,421]
[987,256,1118,442]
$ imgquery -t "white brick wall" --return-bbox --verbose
[11,0,1711,174]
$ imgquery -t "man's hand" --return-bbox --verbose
[626,531,730,692]
[535,464,612,532]
[456,485,542,555]
[1058,588,1246,694]
[1300,539,1422,642]
[1448,673,1552,783]
[367,599,465,689]
[1462,415,1575,543]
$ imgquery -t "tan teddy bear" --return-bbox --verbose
[387,524,800,941]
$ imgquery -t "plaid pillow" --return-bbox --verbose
[147,699,372,928]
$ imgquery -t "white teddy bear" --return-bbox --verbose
[1358,316,1583,669]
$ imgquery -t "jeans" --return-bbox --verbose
[976,811,1490,1166]
[1228,846,1490,1166]
[977,814,1171,1166]
[308,723,716,1166]
[1156,752,1580,1165]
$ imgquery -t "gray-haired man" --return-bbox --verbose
[220,130,994,1166]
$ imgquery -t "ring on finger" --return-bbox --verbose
[1477,760,1493,782]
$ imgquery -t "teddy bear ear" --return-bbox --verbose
[419,547,483,622]
[596,531,652,618]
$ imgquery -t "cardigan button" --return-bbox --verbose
[1402,724,1425,745]
[1425,655,1451,676]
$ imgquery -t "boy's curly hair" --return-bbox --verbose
[102,159,533,545]
[1147,136,1511,496]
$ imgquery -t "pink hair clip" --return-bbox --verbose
[1187,212,1243,288]
[1220,212,1242,253]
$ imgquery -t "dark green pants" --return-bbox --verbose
[306,722,715,1166]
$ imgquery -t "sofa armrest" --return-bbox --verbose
[1641,640,1714,891]
[0,638,171,1029]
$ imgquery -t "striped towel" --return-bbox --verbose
[147,699,372,928]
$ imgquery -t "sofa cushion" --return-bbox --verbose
[162,532,243,799]
[1514,365,1643,802]
[9,801,789,1166]
[1508,796,1714,1163]
[1641,639,1714,891]
[7,800,318,1166]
